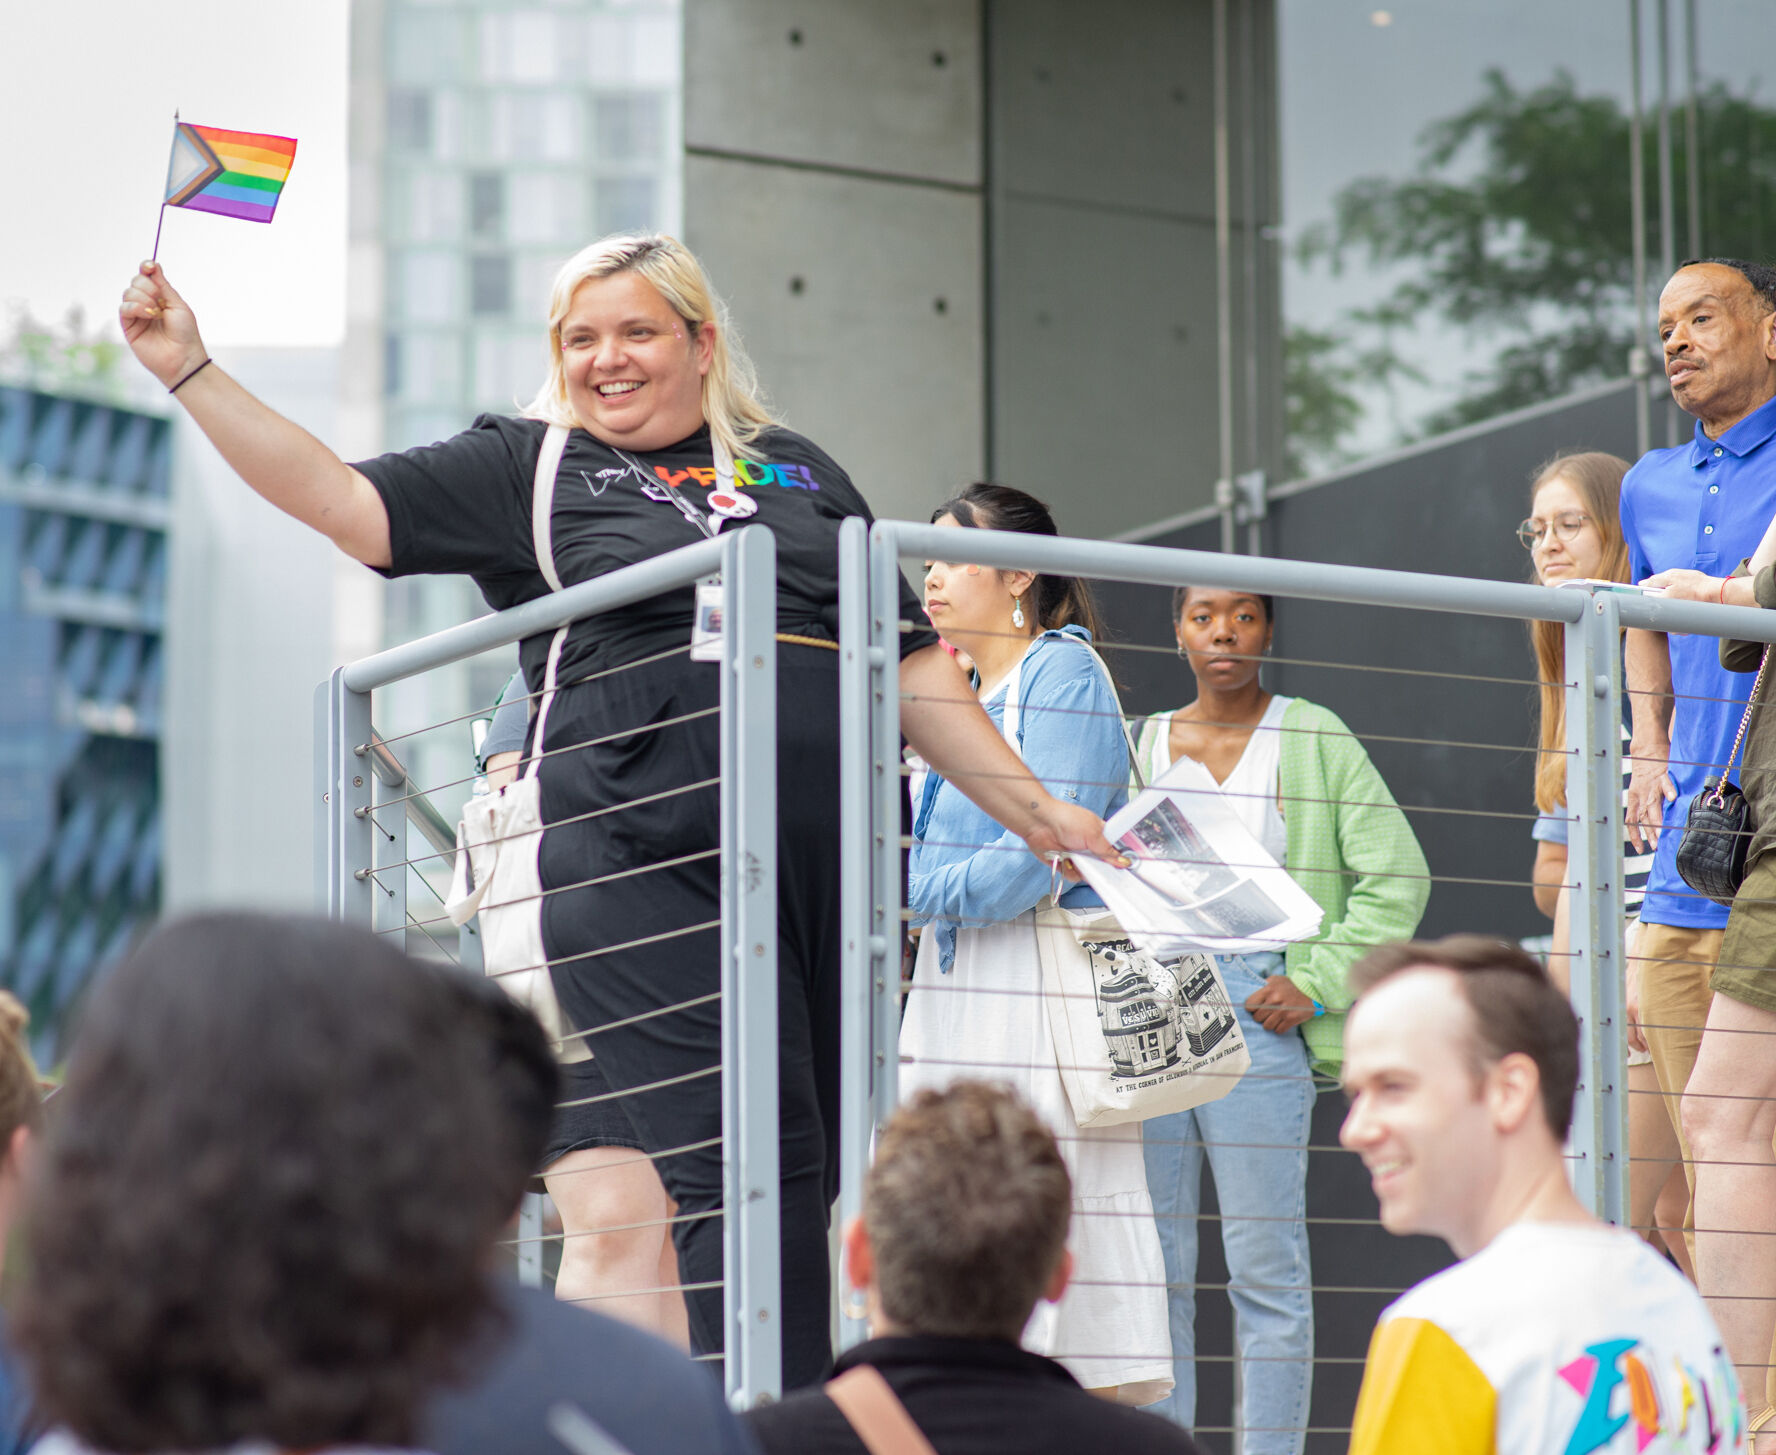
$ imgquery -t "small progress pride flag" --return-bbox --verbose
[163,122,297,224]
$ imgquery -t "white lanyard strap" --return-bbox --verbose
[531,423,570,593]
[523,423,572,782]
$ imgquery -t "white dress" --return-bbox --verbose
[901,917,1173,1399]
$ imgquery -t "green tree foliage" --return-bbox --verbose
[1,304,126,398]
[1288,69,1776,460]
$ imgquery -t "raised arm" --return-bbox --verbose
[120,262,391,567]
[898,643,1126,871]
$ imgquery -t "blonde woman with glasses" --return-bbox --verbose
[1519,450,1691,1279]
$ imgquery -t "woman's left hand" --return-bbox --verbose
[1640,569,1715,602]
[1245,975,1319,1033]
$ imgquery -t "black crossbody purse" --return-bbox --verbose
[1675,645,1770,908]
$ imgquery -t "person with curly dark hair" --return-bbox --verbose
[14,913,514,1454]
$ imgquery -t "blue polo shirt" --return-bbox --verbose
[1621,391,1776,927]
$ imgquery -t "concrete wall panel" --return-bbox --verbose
[687,155,984,522]
[990,195,1222,538]
[686,0,981,185]
[990,0,1216,218]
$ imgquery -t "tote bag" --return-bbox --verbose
[1002,641,1250,1127]
[444,423,591,1063]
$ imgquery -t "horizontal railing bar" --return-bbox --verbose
[1616,590,1776,643]
[876,521,1590,625]
[342,536,729,693]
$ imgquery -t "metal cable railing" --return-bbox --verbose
[318,529,783,1408]
[318,514,1776,1434]
[840,517,1776,1449]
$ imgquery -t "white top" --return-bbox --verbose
[1350,1220,1746,1454]
[1149,697,1291,865]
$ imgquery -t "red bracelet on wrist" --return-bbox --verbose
[1720,576,1731,605]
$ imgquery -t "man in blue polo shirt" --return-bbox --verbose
[1632,255,1776,1450]
[1622,254,1776,1238]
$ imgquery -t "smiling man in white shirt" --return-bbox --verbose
[1339,935,1744,1455]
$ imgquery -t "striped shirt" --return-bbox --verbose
[1532,723,1651,915]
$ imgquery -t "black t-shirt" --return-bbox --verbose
[744,1336,1204,1455]
[356,415,936,687]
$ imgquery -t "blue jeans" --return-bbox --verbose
[1142,951,1314,1454]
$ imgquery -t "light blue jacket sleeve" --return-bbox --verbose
[909,643,1127,929]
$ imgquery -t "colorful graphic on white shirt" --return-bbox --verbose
[1349,1222,1745,1454]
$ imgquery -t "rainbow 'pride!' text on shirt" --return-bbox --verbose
[651,460,821,491]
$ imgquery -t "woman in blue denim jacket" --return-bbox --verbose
[900,484,1172,1406]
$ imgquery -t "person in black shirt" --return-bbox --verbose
[118,236,1122,1388]
[745,1081,1202,1455]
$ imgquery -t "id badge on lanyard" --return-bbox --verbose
[686,436,746,661]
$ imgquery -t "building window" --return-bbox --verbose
[509,173,583,245]
[387,89,434,153]
[596,177,658,235]
[471,254,512,316]
[405,171,462,243]
[400,252,458,325]
[384,334,402,399]
[468,173,505,240]
[594,93,664,164]
[479,11,559,85]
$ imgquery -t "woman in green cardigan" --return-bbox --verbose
[1132,586,1428,1450]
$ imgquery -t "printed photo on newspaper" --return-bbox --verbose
[1074,754,1323,958]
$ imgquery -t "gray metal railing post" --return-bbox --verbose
[866,527,905,1146]
[720,525,781,1406]
[323,668,375,925]
[371,764,408,941]
[314,680,332,910]
[836,517,874,1351]
[1565,588,1629,1223]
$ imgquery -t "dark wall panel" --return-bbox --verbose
[1098,381,1640,948]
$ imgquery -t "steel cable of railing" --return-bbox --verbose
[389,848,723,936]
[365,705,722,817]
[321,529,783,1407]
[374,692,735,1346]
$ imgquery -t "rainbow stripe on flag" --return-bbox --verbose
[163,122,297,224]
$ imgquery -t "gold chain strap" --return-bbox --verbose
[1711,645,1772,807]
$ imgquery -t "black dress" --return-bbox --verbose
[357,415,935,1388]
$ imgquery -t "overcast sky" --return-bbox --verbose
[2,0,350,351]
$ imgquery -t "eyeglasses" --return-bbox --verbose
[1516,512,1592,550]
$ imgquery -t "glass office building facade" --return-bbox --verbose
[0,385,168,1054]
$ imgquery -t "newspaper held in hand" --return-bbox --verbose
[1074,753,1322,959]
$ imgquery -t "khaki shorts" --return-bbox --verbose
[1629,920,1719,1182]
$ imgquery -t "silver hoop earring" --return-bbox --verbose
[1011,595,1026,630]
[842,1291,870,1322]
